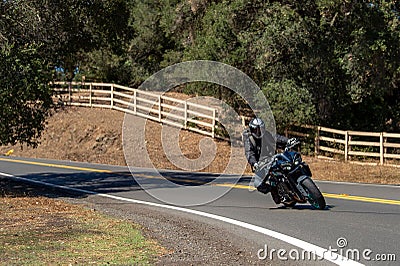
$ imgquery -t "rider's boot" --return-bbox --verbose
[281,195,292,203]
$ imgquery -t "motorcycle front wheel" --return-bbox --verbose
[301,178,326,210]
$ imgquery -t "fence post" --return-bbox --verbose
[380,132,384,165]
[110,84,114,109]
[241,116,246,127]
[383,134,388,165]
[314,126,320,157]
[158,96,162,122]
[345,131,349,162]
[68,82,72,103]
[89,83,92,107]
[348,135,352,162]
[384,136,387,156]
[212,109,216,138]
[133,90,137,114]
[184,101,188,129]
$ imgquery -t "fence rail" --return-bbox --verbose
[54,82,400,166]
[243,117,400,166]
[313,126,400,166]
[52,81,217,138]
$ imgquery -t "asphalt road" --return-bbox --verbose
[0,156,399,266]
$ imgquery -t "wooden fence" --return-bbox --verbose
[53,82,400,166]
[315,126,400,166]
[286,124,400,166]
[52,81,217,138]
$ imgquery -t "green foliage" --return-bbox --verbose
[123,0,181,86]
[0,0,133,146]
[236,0,400,131]
[78,0,134,83]
[262,80,316,132]
[2,0,400,147]
[0,1,53,146]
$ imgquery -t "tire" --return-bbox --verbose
[301,178,326,210]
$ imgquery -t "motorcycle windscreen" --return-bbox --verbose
[258,131,277,162]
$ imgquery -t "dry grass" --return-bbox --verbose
[0,179,164,265]
[306,156,400,185]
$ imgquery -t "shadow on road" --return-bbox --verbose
[272,204,333,211]
[1,170,252,199]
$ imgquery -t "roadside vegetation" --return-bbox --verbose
[2,1,400,148]
[0,178,163,265]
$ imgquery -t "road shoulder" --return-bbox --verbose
[0,177,263,265]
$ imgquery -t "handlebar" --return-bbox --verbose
[254,140,300,171]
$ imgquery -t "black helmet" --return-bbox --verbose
[249,117,265,139]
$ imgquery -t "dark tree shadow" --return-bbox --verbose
[1,170,253,199]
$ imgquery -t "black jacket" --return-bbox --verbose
[242,129,288,167]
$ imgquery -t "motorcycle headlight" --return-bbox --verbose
[282,163,291,171]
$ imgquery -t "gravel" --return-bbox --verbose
[1,178,265,265]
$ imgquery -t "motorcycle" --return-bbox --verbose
[257,141,326,210]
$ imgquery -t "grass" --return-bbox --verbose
[305,156,400,185]
[0,194,164,265]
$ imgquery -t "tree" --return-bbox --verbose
[177,0,248,104]
[115,0,400,132]
[0,0,109,146]
[0,1,53,147]
[79,0,135,84]
[262,79,316,132]
[3,0,399,147]
[122,0,179,87]
[237,0,400,131]
[328,1,400,131]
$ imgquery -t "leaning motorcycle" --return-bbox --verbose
[257,142,326,210]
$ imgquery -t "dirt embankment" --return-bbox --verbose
[2,106,251,174]
[3,107,126,166]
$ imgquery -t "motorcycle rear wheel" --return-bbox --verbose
[301,178,326,210]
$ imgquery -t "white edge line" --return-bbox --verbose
[0,171,362,266]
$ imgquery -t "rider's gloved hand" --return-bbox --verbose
[287,138,299,147]
[253,162,260,172]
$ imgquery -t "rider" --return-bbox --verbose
[242,117,297,203]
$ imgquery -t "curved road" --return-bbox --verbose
[0,156,399,265]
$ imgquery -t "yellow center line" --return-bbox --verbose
[215,183,256,190]
[215,183,400,205]
[1,157,399,205]
[0,157,112,173]
[322,193,400,205]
